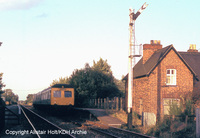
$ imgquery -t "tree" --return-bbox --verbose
[0,73,5,108]
[26,94,34,105]
[51,77,70,86]
[97,84,121,98]
[50,58,124,107]
[69,61,122,107]
[2,89,18,105]
[93,58,125,97]
[92,57,112,75]
[114,77,125,97]
[0,73,5,92]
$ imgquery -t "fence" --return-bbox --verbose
[89,97,126,111]
[164,114,196,124]
[197,108,200,138]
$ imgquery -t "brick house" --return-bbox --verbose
[124,40,200,122]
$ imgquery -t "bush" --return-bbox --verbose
[147,118,171,137]
[147,96,195,137]
[168,100,183,116]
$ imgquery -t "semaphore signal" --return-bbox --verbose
[127,2,148,129]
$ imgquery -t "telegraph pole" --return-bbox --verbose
[127,2,148,129]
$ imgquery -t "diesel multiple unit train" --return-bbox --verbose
[33,84,74,108]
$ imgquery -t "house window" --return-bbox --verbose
[53,91,61,97]
[64,91,72,97]
[163,98,180,115]
[166,69,176,85]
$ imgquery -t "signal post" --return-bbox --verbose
[127,3,148,129]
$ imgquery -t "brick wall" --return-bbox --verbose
[125,45,194,123]
[159,49,193,117]
[133,77,150,114]
[132,48,193,120]
[132,66,159,118]
[143,43,162,64]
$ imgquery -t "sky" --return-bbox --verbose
[0,0,199,100]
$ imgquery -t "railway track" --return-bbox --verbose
[20,105,154,137]
[83,121,154,138]
[20,105,75,138]
[109,126,154,138]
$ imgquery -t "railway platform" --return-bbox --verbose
[0,104,34,138]
[4,104,21,125]
[76,108,125,127]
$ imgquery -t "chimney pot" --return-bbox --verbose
[150,40,161,45]
[189,44,196,50]
[188,44,198,52]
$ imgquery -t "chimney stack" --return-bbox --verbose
[143,40,162,64]
[187,44,198,52]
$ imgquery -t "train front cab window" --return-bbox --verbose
[53,91,61,97]
[64,91,72,97]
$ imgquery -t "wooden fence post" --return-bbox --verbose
[196,108,200,138]
[104,98,106,109]
[101,99,102,108]
[106,97,109,109]
[98,98,100,108]
[94,99,97,108]
[111,98,114,110]
[185,115,188,131]
[120,97,123,111]
[116,97,119,111]
[113,97,115,110]
[172,115,175,121]
[89,99,92,107]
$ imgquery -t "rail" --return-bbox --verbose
[109,126,154,138]
[81,120,154,138]
[19,105,75,138]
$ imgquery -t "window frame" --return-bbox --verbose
[64,91,72,98]
[163,98,180,115]
[166,69,176,85]
[53,91,61,98]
